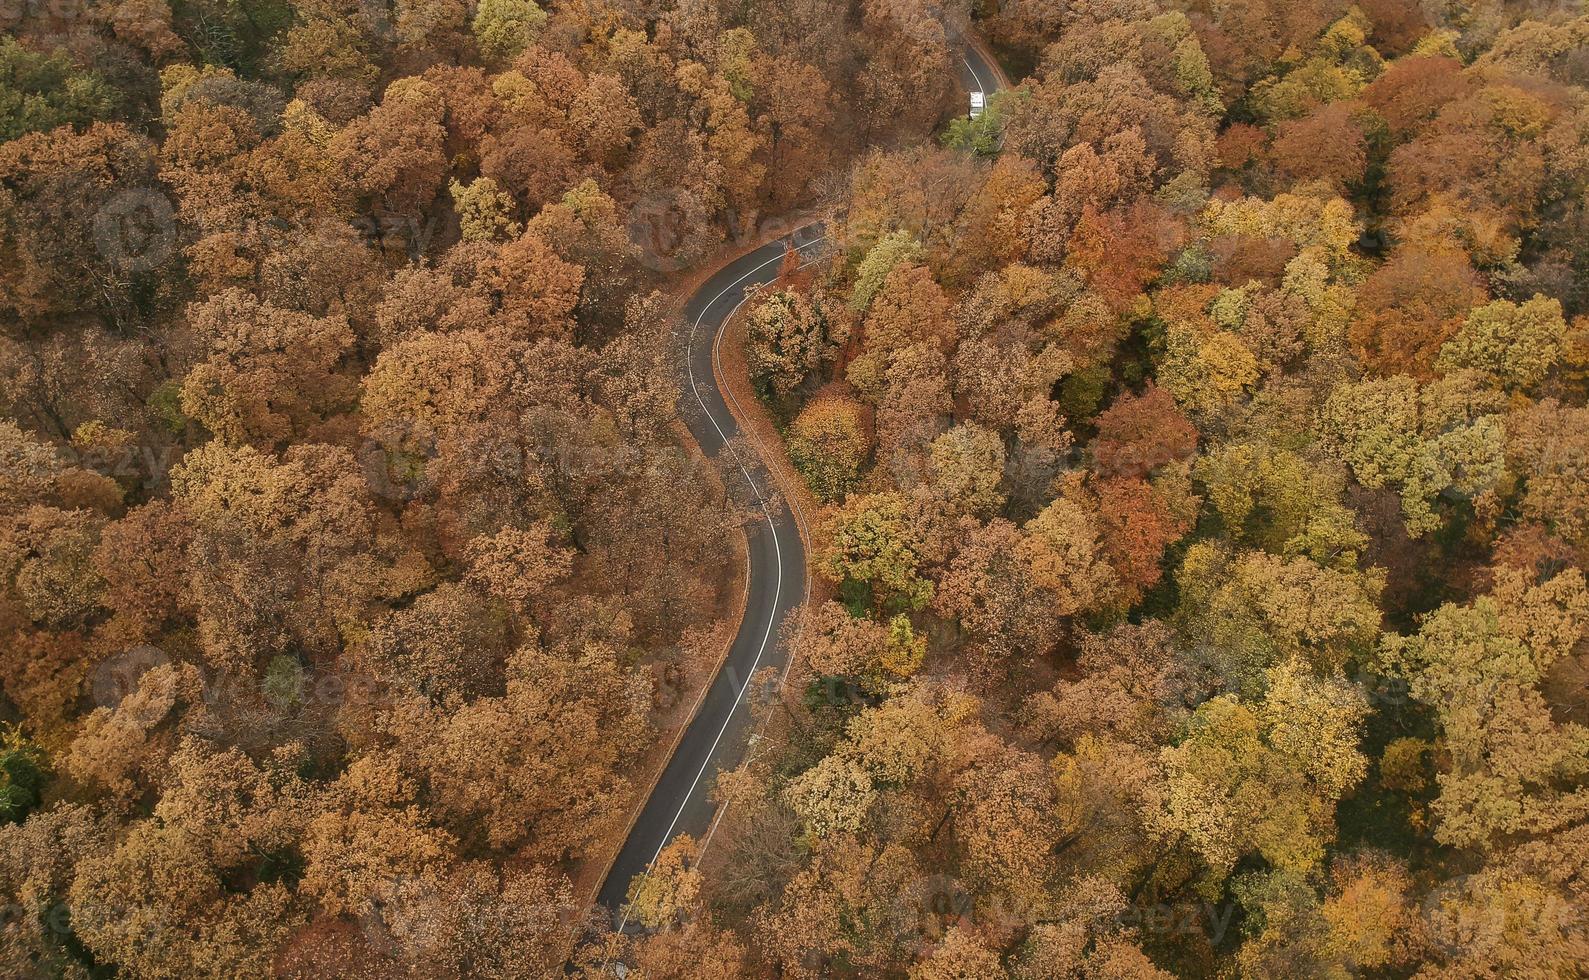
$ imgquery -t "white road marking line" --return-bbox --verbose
[697,246,829,857]
[613,231,826,934]
[962,54,985,95]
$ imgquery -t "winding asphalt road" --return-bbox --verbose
[596,35,1006,920]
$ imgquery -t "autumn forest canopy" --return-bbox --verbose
[4,0,1589,976]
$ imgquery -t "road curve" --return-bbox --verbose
[595,225,826,917]
[597,34,1007,920]
[958,32,1005,98]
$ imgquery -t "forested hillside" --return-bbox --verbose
[713,1,1589,977]
[0,0,971,974]
[4,0,1589,977]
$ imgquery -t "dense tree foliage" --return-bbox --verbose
[0,0,979,974]
[700,2,1589,977]
[8,0,1589,976]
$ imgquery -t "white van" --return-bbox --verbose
[969,91,986,118]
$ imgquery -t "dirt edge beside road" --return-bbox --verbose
[572,215,822,910]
